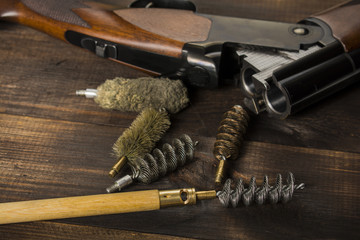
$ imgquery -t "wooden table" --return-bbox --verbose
[0,0,359,239]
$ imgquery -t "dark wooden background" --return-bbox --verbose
[0,0,359,239]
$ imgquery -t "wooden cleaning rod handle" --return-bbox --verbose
[0,188,216,225]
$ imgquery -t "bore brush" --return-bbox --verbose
[76,77,190,114]
[0,180,304,225]
[109,108,171,178]
[106,134,198,193]
[214,105,250,188]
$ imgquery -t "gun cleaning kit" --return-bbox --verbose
[18,0,360,224]
[77,76,305,202]
[0,98,305,225]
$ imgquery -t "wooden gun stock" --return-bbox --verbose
[0,0,211,76]
[313,0,360,52]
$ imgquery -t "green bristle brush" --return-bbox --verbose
[76,77,189,114]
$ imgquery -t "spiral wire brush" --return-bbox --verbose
[217,172,305,207]
[213,105,305,207]
[109,108,171,178]
[76,77,189,114]
[106,134,198,192]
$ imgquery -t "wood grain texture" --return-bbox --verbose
[0,0,359,239]
[0,0,187,59]
[0,221,194,240]
[313,0,360,51]
[0,190,160,224]
[114,8,211,42]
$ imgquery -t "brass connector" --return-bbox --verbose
[159,188,216,208]
[215,158,228,187]
[109,156,128,178]
[196,190,217,200]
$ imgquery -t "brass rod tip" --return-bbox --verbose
[215,159,227,186]
[108,169,118,178]
[196,190,217,200]
[108,156,128,178]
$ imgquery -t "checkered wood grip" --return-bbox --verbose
[21,0,90,27]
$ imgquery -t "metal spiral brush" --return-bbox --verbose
[106,134,198,193]
[214,105,250,187]
[213,105,304,206]
[217,172,305,207]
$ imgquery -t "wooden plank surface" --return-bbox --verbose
[0,0,359,239]
[0,221,194,240]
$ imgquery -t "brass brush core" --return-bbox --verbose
[108,156,127,178]
[213,105,250,188]
[214,156,228,187]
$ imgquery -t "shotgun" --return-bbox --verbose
[0,0,359,118]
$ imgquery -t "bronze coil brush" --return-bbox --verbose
[214,105,250,188]
[213,105,304,206]
[109,108,171,178]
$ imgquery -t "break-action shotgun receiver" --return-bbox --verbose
[0,0,359,118]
